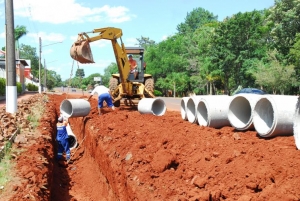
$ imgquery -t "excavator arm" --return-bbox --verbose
[70,27,131,96]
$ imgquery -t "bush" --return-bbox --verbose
[26,83,38,91]
[154,90,162,96]
[0,78,5,96]
[17,82,22,94]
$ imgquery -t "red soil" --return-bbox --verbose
[2,93,300,201]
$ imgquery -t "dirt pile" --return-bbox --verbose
[1,93,300,201]
[0,96,41,147]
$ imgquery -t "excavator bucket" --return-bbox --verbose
[70,40,95,64]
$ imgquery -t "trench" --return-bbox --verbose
[49,111,126,200]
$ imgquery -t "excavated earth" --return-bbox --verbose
[0,93,300,201]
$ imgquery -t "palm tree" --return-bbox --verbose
[14,25,28,59]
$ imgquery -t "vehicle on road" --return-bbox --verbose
[234,88,266,95]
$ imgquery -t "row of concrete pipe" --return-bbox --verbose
[181,94,300,150]
[59,98,167,149]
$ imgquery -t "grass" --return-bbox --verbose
[0,142,14,188]
[26,95,48,130]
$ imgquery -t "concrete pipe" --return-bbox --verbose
[180,97,189,120]
[253,95,298,138]
[293,97,300,149]
[60,99,91,118]
[138,98,166,116]
[186,96,206,124]
[197,95,231,128]
[66,124,78,150]
[228,94,262,130]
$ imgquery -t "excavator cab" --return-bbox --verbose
[125,47,145,82]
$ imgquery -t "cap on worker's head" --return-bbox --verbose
[58,116,63,122]
[128,54,133,58]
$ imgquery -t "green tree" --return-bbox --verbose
[265,0,300,57]
[177,7,218,34]
[14,25,28,58]
[212,10,268,94]
[145,34,188,80]
[183,22,221,94]
[81,73,102,89]
[252,50,297,94]
[19,44,40,79]
[103,62,118,86]
[1,25,28,59]
[45,70,62,90]
[156,72,189,97]
[75,68,85,78]
[136,36,156,49]
[289,33,300,92]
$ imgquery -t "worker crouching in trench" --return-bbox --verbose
[56,116,71,163]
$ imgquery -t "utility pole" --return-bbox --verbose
[38,37,42,93]
[44,59,46,92]
[173,82,176,98]
[5,0,17,113]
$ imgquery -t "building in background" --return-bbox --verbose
[0,59,29,93]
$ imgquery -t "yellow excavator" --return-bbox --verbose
[70,27,155,107]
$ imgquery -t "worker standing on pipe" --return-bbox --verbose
[56,116,71,162]
[87,84,115,115]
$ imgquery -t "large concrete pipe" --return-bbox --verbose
[186,96,204,124]
[60,99,91,118]
[253,95,298,138]
[138,98,166,116]
[180,97,189,120]
[294,96,300,149]
[66,124,78,150]
[196,95,231,128]
[228,94,262,130]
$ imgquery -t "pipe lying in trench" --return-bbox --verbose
[253,95,298,138]
[180,97,189,120]
[293,96,300,149]
[66,123,78,150]
[60,99,91,118]
[138,98,166,116]
[196,95,231,128]
[228,94,262,131]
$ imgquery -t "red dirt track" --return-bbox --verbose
[2,93,300,201]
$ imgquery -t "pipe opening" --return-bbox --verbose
[253,98,274,136]
[152,99,166,116]
[61,100,73,117]
[186,98,197,123]
[68,134,78,150]
[180,98,188,120]
[228,97,251,129]
[197,101,208,126]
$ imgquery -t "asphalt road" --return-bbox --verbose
[158,97,181,112]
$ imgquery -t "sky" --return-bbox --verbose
[0,0,275,81]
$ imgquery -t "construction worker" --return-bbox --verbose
[56,116,70,162]
[128,54,138,79]
[87,84,115,115]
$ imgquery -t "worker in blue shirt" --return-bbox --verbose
[56,116,70,161]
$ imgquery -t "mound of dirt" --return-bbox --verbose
[1,93,300,201]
